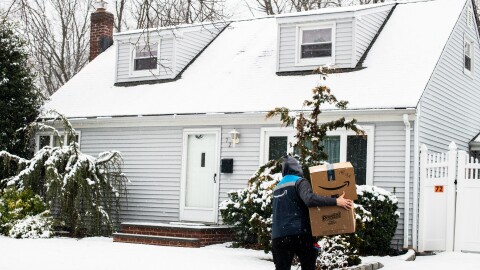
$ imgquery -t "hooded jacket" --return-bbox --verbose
[271,156,337,239]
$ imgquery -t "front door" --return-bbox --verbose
[180,129,220,223]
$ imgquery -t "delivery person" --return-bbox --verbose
[272,156,353,270]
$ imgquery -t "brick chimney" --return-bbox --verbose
[89,0,114,62]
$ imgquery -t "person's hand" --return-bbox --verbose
[336,191,353,210]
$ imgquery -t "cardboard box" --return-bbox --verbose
[308,162,357,236]
[309,162,358,200]
[309,206,356,236]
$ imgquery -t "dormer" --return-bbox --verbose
[113,23,226,85]
[276,3,395,72]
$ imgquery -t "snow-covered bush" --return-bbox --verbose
[220,160,282,251]
[355,185,399,255]
[316,235,357,269]
[0,112,128,237]
[8,211,53,239]
[0,188,50,236]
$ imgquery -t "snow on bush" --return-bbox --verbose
[0,112,129,237]
[355,185,399,255]
[8,211,53,239]
[316,235,355,270]
[220,159,282,251]
[0,188,51,237]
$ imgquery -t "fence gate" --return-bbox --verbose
[455,151,480,252]
[419,142,480,252]
[418,143,456,252]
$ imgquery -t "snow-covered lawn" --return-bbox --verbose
[0,236,479,270]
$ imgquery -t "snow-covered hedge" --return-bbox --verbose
[356,185,400,255]
[0,188,52,238]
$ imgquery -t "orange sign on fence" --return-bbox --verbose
[434,185,444,193]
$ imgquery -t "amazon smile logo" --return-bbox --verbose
[318,181,350,191]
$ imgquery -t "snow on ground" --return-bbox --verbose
[0,236,479,269]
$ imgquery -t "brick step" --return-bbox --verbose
[114,222,234,248]
[113,233,201,247]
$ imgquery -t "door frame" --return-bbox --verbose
[179,128,221,223]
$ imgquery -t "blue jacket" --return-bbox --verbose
[271,156,337,239]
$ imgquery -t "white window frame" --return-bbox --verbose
[464,35,474,76]
[295,22,336,66]
[129,40,161,77]
[35,131,81,152]
[259,127,296,165]
[259,125,374,186]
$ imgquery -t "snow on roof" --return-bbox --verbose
[44,0,466,118]
[276,1,394,18]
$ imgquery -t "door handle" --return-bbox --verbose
[213,173,217,183]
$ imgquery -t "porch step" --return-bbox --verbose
[113,232,201,247]
[113,222,234,248]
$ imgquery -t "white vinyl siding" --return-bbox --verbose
[176,28,222,74]
[75,119,414,248]
[373,121,414,247]
[418,1,480,154]
[80,127,184,222]
[355,9,391,64]
[278,19,353,72]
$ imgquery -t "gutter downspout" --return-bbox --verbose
[403,114,411,248]
[412,107,421,250]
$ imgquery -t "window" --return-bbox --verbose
[133,42,158,72]
[320,135,368,185]
[464,36,474,75]
[260,128,295,164]
[260,126,374,185]
[35,132,81,152]
[38,135,51,149]
[269,136,288,161]
[296,23,335,66]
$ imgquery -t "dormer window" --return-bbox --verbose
[134,43,158,71]
[296,23,335,66]
[130,41,160,76]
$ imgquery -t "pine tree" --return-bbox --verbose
[0,19,43,158]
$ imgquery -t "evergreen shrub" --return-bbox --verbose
[0,188,52,238]
[0,113,129,237]
[355,185,400,255]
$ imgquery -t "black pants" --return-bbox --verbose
[272,234,318,270]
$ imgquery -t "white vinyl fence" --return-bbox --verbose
[419,142,480,252]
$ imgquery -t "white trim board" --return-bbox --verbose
[48,109,416,129]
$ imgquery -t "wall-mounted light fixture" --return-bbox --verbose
[228,129,240,148]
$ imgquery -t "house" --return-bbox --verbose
[42,0,480,251]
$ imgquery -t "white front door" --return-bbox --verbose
[180,129,220,223]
